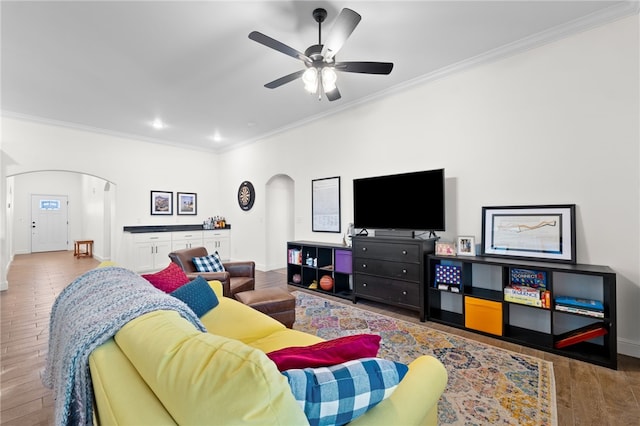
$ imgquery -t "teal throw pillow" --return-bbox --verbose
[170,276,219,317]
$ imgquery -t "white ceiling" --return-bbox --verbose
[1,1,637,153]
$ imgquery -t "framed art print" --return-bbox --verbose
[481,204,576,263]
[312,176,341,233]
[150,190,173,215]
[177,192,197,215]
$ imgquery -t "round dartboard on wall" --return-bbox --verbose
[237,181,255,211]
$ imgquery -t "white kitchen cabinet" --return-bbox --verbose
[171,231,203,251]
[203,229,230,261]
[131,232,172,272]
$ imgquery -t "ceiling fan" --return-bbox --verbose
[249,7,393,101]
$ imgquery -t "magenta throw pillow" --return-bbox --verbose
[141,262,190,293]
[266,334,381,371]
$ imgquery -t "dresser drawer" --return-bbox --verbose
[353,258,420,282]
[354,274,420,308]
[352,239,420,262]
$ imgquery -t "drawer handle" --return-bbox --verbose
[362,247,367,252]
[363,283,367,287]
[402,250,407,255]
[402,291,407,295]
[362,264,367,268]
[150,237,159,240]
[402,269,407,274]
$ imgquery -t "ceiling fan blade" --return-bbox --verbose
[321,8,361,61]
[249,31,312,64]
[334,61,394,75]
[325,86,341,101]
[264,69,306,89]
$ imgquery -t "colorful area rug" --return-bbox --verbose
[292,291,557,426]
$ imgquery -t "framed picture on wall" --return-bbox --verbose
[177,192,197,215]
[481,204,576,263]
[150,190,173,215]
[312,176,341,233]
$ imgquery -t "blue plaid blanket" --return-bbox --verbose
[42,266,205,426]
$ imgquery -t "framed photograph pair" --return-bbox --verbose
[435,236,477,257]
[150,191,197,216]
[481,204,576,263]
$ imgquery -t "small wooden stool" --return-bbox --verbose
[74,240,94,258]
[235,288,296,328]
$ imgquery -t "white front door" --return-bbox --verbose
[31,194,68,252]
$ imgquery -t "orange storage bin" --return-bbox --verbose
[465,296,503,336]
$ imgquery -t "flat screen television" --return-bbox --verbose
[353,168,445,232]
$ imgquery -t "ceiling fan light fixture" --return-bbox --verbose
[321,67,337,91]
[302,67,318,93]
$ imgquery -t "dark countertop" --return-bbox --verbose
[123,224,231,233]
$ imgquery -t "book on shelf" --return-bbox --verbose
[287,249,302,265]
[555,304,604,318]
[554,296,604,311]
[554,322,608,349]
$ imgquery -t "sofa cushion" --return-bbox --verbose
[141,262,190,293]
[170,276,219,317]
[200,297,287,345]
[283,357,409,426]
[192,251,225,273]
[267,334,381,371]
[115,310,308,425]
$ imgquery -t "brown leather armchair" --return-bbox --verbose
[168,247,255,299]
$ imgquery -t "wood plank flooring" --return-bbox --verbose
[1,251,639,425]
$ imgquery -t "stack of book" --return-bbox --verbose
[504,268,550,309]
[555,296,604,318]
[287,249,302,265]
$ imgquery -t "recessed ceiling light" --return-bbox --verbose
[211,131,222,142]
[151,118,165,129]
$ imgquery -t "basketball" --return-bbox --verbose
[319,275,334,291]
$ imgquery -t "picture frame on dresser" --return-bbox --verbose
[177,192,197,215]
[481,204,576,263]
[150,190,173,215]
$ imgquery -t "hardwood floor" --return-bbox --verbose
[2,251,639,425]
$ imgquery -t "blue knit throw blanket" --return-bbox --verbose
[42,266,206,426]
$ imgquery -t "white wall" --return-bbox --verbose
[216,15,639,357]
[2,121,222,264]
[1,14,637,356]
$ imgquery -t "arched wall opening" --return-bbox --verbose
[265,174,294,271]
[6,170,116,262]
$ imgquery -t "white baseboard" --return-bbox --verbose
[618,338,640,359]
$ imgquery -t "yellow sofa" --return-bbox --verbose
[89,282,448,425]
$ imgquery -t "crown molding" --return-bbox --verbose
[3,1,638,154]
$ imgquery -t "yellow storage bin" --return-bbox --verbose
[465,296,503,336]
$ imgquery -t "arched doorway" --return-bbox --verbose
[7,170,116,261]
[265,174,294,271]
